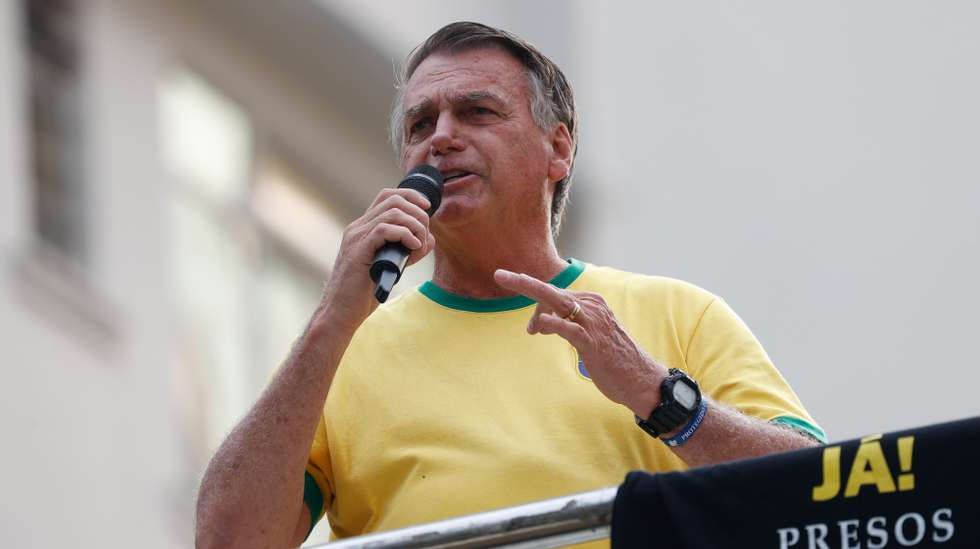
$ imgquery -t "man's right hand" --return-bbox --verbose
[322,187,436,329]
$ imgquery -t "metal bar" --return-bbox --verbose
[307,486,617,549]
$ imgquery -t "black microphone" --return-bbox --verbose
[370,164,443,303]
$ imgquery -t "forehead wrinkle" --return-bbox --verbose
[402,51,529,123]
[452,90,506,105]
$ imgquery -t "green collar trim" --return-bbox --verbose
[419,258,585,313]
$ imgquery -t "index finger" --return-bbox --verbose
[493,269,570,311]
[370,188,431,212]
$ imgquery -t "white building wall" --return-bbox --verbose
[1,0,393,546]
[574,2,980,441]
[0,0,26,249]
[0,1,185,547]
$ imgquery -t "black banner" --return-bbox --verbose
[612,416,980,548]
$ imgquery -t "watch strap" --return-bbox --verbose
[662,398,708,447]
[649,401,694,433]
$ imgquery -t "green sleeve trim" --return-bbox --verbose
[418,258,586,312]
[771,416,828,444]
[303,470,324,539]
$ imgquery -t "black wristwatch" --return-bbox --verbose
[635,368,702,438]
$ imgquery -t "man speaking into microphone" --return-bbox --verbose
[195,22,825,549]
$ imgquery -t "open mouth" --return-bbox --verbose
[442,170,475,184]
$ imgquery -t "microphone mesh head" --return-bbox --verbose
[401,164,444,215]
[410,164,443,184]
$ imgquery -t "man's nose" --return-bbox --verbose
[429,114,464,156]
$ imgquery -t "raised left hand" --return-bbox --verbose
[493,269,669,417]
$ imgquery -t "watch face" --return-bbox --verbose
[673,381,698,411]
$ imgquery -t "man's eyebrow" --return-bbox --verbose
[403,98,433,123]
[403,91,507,123]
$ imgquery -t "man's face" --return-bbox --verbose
[399,47,562,233]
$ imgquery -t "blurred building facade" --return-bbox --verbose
[0,1,424,546]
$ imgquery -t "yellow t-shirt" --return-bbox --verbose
[304,259,823,540]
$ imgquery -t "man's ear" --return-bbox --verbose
[546,123,574,185]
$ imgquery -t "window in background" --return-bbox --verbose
[250,153,344,373]
[24,0,87,264]
[13,0,119,345]
[158,67,343,460]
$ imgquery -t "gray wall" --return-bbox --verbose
[576,2,980,441]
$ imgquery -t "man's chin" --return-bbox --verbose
[432,197,483,228]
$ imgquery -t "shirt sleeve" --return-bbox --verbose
[684,298,827,443]
[304,411,334,538]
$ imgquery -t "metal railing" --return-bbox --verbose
[308,486,617,549]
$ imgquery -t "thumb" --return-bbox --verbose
[407,232,436,266]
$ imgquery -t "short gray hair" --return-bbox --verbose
[389,22,578,241]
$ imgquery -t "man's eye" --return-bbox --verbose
[471,107,495,116]
[409,119,432,134]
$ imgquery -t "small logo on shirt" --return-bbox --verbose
[577,358,591,380]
